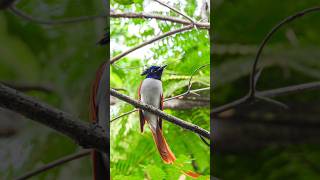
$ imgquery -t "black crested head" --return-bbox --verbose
[141,65,167,80]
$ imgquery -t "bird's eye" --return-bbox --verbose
[150,69,155,73]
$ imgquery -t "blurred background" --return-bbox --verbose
[0,0,106,179]
[213,0,320,179]
[110,0,210,179]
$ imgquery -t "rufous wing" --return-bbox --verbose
[138,81,146,132]
[158,94,163,129]
[89,62,109,180]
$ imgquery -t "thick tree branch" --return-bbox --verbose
[0,83,108,152]
[110,97,209,122]
[110,12,209,29]
[15,150,91,180]
[110,89,210,139]
[109,24,194,64]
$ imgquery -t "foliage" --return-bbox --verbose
[0,0,105,179]
[110,0,210,179]
[214,0,320,179]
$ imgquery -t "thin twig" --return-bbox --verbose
[15,150,91,180]
[111,109,138,122]
[198,135,210,147]
[109,24,194,64]
[165,64,209,101]
[212,81,320,115]
[249,7,320,97]
[153,0,195,24]
[189,87,210,93]
[9,5,106,25]
[110,12,209,29]
[211,96,249,115]
[212,7,320,115]
[110,89,210,139]
[256,96,288,109]
[257,81,320,97]
[1,82,54,93]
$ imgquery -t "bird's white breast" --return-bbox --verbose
[140,78,162,130]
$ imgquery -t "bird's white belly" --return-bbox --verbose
[140,78,162,130]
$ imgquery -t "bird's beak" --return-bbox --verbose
[160,65,167,70]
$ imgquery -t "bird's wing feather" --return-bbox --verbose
[90,62,107,123]
[138,81,146,132]
[159,94,163,129]
[90,62,109,180]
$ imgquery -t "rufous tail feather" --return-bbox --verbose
[150,127,176,164]
[182,170,201,179]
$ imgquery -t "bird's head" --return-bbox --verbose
[141,65,167,80]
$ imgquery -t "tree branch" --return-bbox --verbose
[110,89,210,139]
[212,81,320,115]
[110,12,209,29]
[1,82,54,93]
[15,150,91,180]
[257,81,320,98]
[153,0,195,24]
[165,64,209,102]
[9,5,106,25]
[249,7,320,97]
[212,6,320,115]
[109,24,194,64]
[110,109,138,122]
[0,83,108,152]
[110,96,209,122]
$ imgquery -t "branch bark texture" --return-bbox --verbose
[110,89,210,139]
[110,12,209,29]
[0,83,108,153]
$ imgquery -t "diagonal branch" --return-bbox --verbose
[9,5,106,25]
[110,89,210,139]
[110,91,209,122]
[109,24,194,64]
[110,12,209,29]
[0,83,108,153]
[153,0,195,24]
[110,109,138,122]
[211,81,320,115]
[15,150,91,180]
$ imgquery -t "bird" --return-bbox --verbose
[89,62,109,180]
[138,65,176,164]
[138,65,200,179]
